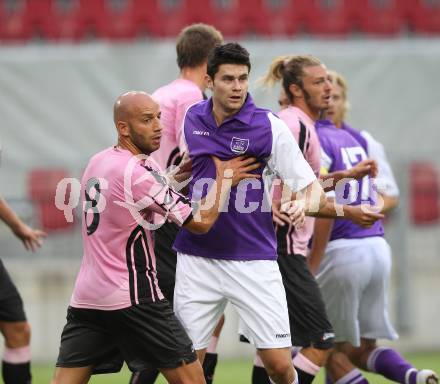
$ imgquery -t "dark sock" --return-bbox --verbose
[203,352,219,384]
[129,368,160,384]
[252,365,271,384]
[2,361,31,384]
[325,371,333,384]
[295,367,316,384]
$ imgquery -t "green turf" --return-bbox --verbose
[34,352,440,383]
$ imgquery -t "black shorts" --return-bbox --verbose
[56,300,197,374]
[0,259,27,322]
[154,221,179,303]
[277,253,334,349]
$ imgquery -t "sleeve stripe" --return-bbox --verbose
[298,120,307,153]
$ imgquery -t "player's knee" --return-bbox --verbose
[351,340,377,368]
[3,321,31,348]
[178,361,205,384]
[265,358,293,379]
[307,347,332,366]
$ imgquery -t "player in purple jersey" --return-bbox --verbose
[131,23,224,384]
[172,43,384,384]
[310,72,439,384]
[52,91,261,384]
[0,197,45,384]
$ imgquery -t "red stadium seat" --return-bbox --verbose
[191,0,247,37]
[132,0,193,38]
[42,0,105,41]
[409,162,440,225]
[407,0,440,34]
[28,169,74,231]
[0,0,33,42]
[99,0,137,40]
[356,0,407,36]
[303,0,356,36]
[243,0,307,37]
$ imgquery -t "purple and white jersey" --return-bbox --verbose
[342,122,399,198]
[173,94,316,261]
[316,119,384,241]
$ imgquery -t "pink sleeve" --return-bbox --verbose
[174,91,203,145]
[129,163,193,227]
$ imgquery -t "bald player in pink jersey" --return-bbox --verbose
[130,24,224,384]
[52,91,260,384]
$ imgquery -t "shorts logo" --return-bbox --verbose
[275,333,290,339]
[321,332,335,341]
[230,137,249,154]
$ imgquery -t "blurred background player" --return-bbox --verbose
[309,71,439,384]
[0,196,46,384]
[325,70,399,212]
[52,91,260,384]
[130,23,224,384]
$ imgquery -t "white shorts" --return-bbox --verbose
[174,253,291,350]
[316,236,398,347]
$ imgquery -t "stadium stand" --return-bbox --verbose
[303,0,356,36]
[28,168,74,231]
[407,0,440,34]
[410,161,440,225]
[356,0,407,36]
[1,0,440,41]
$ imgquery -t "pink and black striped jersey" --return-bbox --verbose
[150,78,203,171]
[70,147,192,310]
[276,106,321,257]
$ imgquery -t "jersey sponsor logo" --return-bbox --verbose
[321,332,335,341]
[275,333,291,339]
[230,136,249,154]
[193,130,210,136]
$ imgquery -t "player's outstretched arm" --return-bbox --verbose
[307,198,385,227]
[0,196,46,251]
[292,182,385,227]
[376,194,399,214]
[320,159,378,192]
[184,156,260,234]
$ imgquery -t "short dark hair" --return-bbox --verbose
[207,43,251,79]
[176,23,223,69]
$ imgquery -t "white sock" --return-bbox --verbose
[206,336,219,354]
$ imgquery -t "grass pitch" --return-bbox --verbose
[35,352,440,383]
